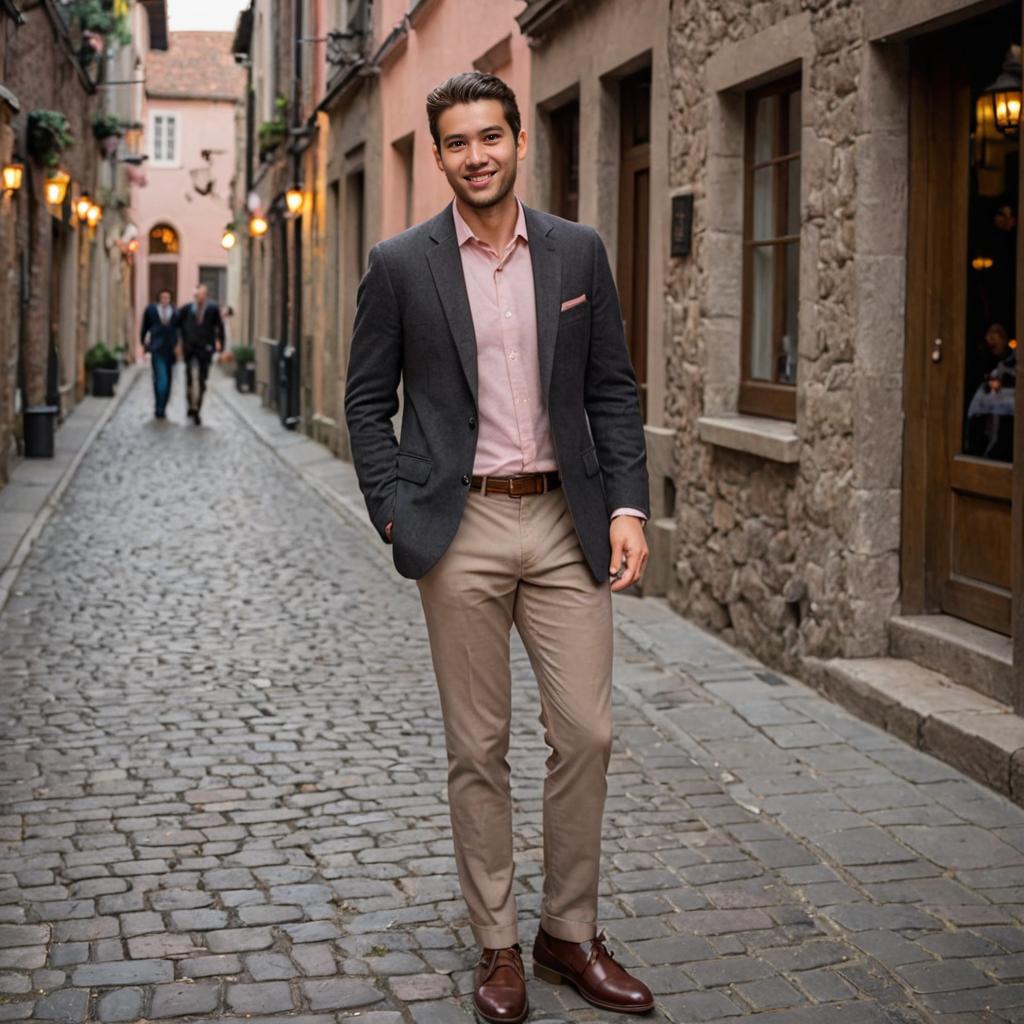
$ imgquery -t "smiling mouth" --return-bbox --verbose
[465,171,496,184]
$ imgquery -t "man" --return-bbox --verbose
[346,73,653,1021]
[177,284,224,425]
[140,288,178,419]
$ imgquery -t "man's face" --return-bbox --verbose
[986,326,1008,354]
[195,285,208,304]
[159,291,171,305]
[433,99,526,211]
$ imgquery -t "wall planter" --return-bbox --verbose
[233,345,256,392]
[23,406,58,458]
[85,342,119,396]
[27,111,73,168]
[92,113,123,155]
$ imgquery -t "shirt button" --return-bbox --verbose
[462,474,471,485]
[468,416,477,429]
[505,311,512,319]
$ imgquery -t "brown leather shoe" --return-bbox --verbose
[533,926,654,1014]
[473,944,529,1024]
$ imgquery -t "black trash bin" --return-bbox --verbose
[23,405,58,458]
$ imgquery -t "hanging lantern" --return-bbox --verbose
[44,169,71,206]
[985,46,1023,137]
[221,227,238,250]
[285,186,304,215]
[74,193,93,221]
[86,204,103,227]
[2,161,24,193]
[249,213,268,237]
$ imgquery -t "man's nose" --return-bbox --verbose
[465,142,487,166]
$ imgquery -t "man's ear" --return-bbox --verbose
[432,144,445,173]
[516,129,528,162]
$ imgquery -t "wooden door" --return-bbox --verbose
[617,68,651,419]
[906,19,1018,637]
[148,262,178,306]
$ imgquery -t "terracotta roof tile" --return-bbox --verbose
[147,31,245,101]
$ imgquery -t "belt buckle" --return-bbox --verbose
[509,476,525,498]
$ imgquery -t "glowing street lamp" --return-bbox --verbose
[221,227,238,250]
[74,193,93,222]
[249,213,268,237]
[86,204,103,228]
[2,161,24,193]
[44,169,71,206]
[986,46,1023,137]
[285,186,304,215]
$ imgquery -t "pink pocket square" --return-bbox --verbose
[560,294,587,312]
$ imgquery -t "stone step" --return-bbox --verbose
[889,614,1015,706]
[804,656,1024,803]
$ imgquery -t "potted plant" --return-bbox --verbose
[85,342,119,396]
[67,0,132,60]
[233,344,256,393]
[27,110,73,168]
[92,113,123,155]
[258,95,288,159]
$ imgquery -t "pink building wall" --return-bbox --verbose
[377,0,532,242]
[133,96,238,326]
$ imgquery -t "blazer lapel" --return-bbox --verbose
[426,209,478,401]
[525,207,562,401]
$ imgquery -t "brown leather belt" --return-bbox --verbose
[470,471,561,497]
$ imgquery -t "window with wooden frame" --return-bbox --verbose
[740,74,801,420]
[549,98,579,223]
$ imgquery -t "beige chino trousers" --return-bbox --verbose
[415,487,613,949]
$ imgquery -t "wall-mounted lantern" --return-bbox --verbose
[2,161,24,193]
[44,169,71,206]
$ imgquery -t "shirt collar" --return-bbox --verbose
[452,197,528,250]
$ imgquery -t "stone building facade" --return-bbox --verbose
[0,0,165,482]
[663,0,1021,692]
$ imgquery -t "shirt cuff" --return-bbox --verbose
[611,508,647,522]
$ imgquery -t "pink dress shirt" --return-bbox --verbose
[453,200,644,522]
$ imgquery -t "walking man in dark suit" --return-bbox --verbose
[346,72,653,1023]
[177,283,224,425]
[140,288,178,419]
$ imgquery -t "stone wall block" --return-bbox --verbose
[854,255,907,377]
[855,129,909,257]
[847,487,902,556]
[702,231,743,318]
[852,374,904,490]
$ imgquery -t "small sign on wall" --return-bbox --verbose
[671,192,694,258]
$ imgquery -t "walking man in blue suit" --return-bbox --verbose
[140,288,178,420]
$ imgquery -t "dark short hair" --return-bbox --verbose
[158,288,171,298]
[426,72,521,149]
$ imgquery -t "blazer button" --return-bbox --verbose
[468,416,477,429]
[462,474,471,485]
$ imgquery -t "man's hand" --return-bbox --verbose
[385,521,393,542]
[609,516,647,592]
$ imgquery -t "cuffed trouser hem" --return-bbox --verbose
[471,920,519,950]
[540,911,597,943]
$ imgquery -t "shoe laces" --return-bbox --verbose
[587,929,614,966]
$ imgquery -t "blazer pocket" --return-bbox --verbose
[396,450,433,485]
[581,446,601,478]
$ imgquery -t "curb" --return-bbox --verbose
[0,365,143,611]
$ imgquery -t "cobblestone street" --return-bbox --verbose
[4,372,1024,1023]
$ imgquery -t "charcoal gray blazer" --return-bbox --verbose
[344,203,649,582]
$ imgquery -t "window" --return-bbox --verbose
[150,113,179,166]
[741,75,801,420]
[549,98,579,223]
[198,266,227,305]
[149,223,179,254]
